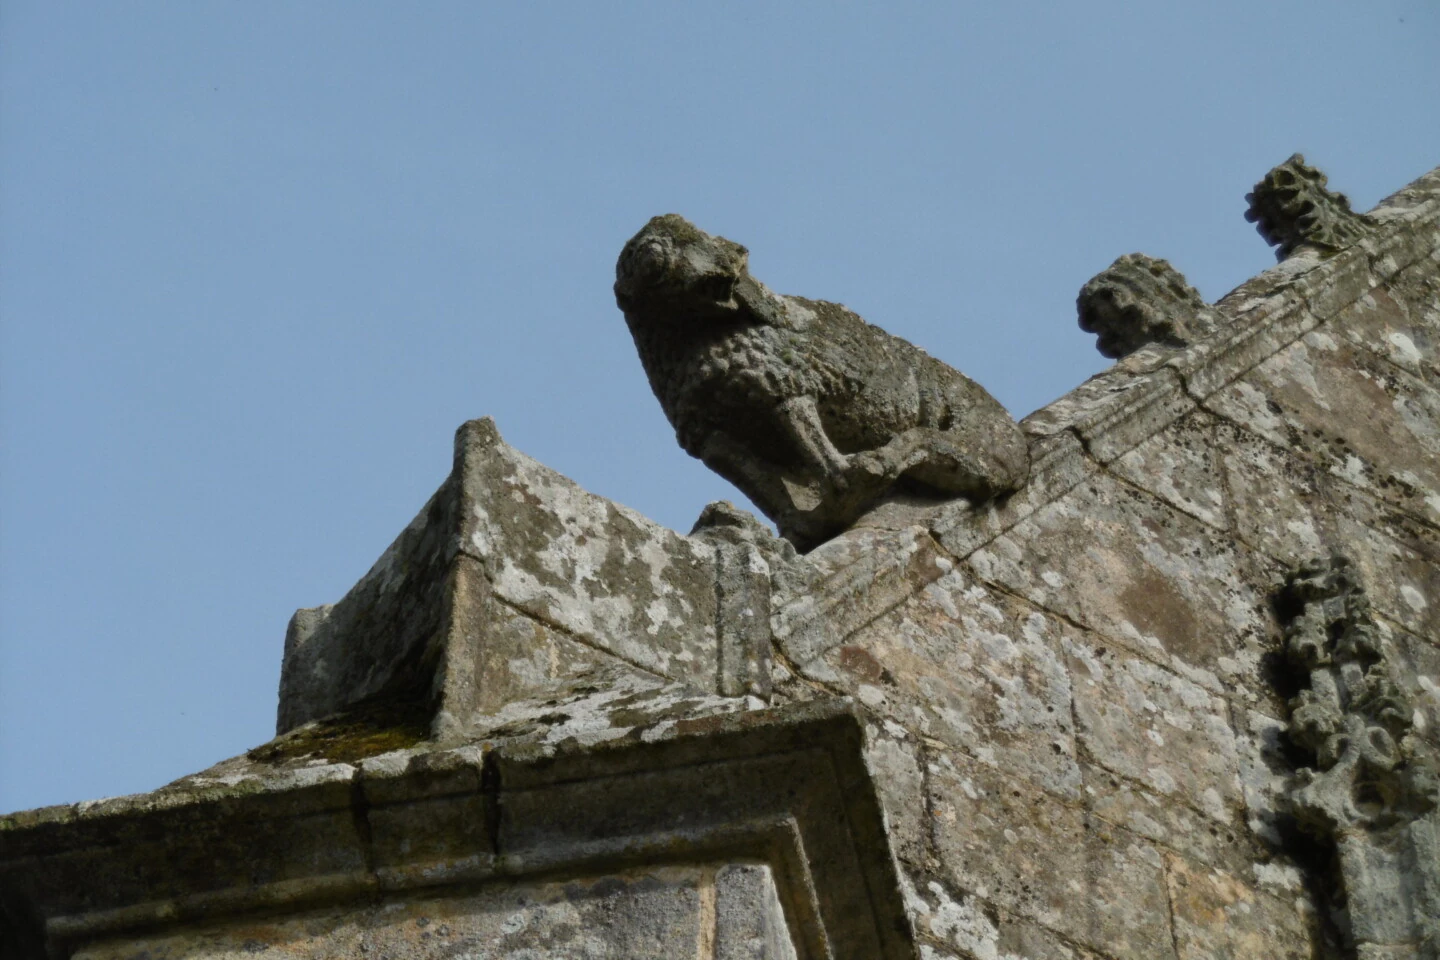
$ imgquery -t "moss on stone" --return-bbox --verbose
[248,689,431,765]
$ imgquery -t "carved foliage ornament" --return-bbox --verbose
[1245,154,1374,261]
[1275,556,1438,837]
[1076,253,1221,359]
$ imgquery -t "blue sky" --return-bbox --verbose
[2,2,1437,813]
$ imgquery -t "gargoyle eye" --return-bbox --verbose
[622,236,675,287]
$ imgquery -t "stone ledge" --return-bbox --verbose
[0,697,914,960]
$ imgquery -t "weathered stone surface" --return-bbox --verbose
[1332,512,1440,642]
[900,869,1107,960]
[714,863,800,960]
[457,419,719,685]
[830,569,1081,799]
[1205,328,1440,530]
[930,430,1091,560]
[862,720,928,865]
[1066,638,1242,824]
[1375,619,1440,745]
[1303,243,1382,324]
[968,471,1278,708]
[691,502,780,699]
[1077,253,1223,359]
[1020,364,1195,466]
[1162,853,1316,960]
[467,601,626,715]
[1109,409,1227,530]
[615,213,1029,549]
[1231,703,1299,845]
[1174,288,1318,402]
[1081,760,1258,873]
[1372,166,1440,218]
[276,418,722,736]
[74,864,799,960]
[1337,265,1439,384]
[772,521,951,668]
[1216,420,1331,564]
[926,751,1174,960]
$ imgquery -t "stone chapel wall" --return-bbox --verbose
[3,164,1438,960]
[765,167,1440,959]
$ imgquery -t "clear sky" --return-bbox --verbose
[2,2,1437,813]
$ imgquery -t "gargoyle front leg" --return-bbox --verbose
[860,427,1029,501]
[775,396,851,488]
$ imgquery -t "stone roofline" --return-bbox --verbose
[4,161,1438,960]
[771,164,1440,667]
[1,694,913,960]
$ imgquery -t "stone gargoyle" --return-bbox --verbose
[615,214,1029,548]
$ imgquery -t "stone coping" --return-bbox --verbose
[0,693,914,960]
[772,166,1440,663]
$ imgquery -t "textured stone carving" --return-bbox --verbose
[689,501,784,700]
[1246,154,1374,260]
[1076,253,1222,359]
[1276,557,1437,833]
[1274,556,1440,956]
[615,214,1030,549]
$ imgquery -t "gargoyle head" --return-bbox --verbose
[614,214,753,321]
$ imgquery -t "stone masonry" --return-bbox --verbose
[3,158,1439,959]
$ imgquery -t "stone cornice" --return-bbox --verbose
[1,697,913,959]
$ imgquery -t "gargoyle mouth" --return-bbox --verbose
[694,271,740,310]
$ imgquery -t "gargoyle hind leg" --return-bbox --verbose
[698,431,827,521]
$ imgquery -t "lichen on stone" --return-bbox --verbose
[248,687,432,765]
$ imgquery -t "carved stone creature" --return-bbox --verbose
[615,214,1030,549]
[1246,154,1374,260]
[1076,253,1221,359]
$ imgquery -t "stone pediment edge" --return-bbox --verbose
[938,166,1440,556]
[773,166,1440,660]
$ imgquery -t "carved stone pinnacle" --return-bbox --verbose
[1076,253,1221,359]
[1245,154,1373,260]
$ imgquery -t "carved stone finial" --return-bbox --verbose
[1274,556,1437,836]
[1076,253,1222,359]
[615,214,1030,550]
[1245,154,1374,260]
